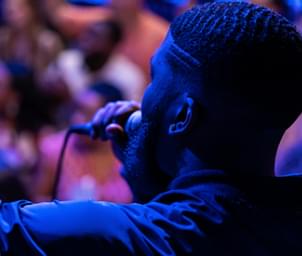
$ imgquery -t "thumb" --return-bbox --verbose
[106,123,127,161]
[105,123,126,142]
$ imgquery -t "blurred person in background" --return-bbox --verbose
[53,19,146,102]
[0,0,63,82]
[109,0,168,82]
[251,0,302,33]
[0,62,36,201]
[49,0,168,83]
[33,82,132,203]
[252,0,285,12]
[0,63,23,173]
[42,0,110,44]
[145,0,190,22]
[0,0,65,133]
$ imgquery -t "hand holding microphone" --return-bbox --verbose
[70,101,141,161]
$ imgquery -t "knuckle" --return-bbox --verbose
[116,100,125,105]
[106,102,115,108]
[129,101,140,108]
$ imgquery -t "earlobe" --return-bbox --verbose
[168,97,195,136]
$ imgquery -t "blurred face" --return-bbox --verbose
[4,0,34,29]
[79,23,113,55]
[122,32,179,201]
[79,23,114,71]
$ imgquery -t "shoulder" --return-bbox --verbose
[139,11,169,39]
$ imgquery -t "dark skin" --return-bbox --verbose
[91,30,288,200]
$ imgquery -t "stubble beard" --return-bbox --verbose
[122,119,169,202]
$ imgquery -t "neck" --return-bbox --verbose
[180,128,284,176]
[233,129,283,175]
[178,149,208,175]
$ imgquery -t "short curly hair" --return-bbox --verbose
[170,2,302,127]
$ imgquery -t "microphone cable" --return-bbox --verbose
[51,110,141,200]
[51,128,74,200]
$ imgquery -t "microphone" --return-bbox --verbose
[69,110,142,139]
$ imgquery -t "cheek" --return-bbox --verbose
[141,86,154,115]
[155,133,180,177]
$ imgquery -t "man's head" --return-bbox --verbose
[123,2,302,202]
[78,20,123,71]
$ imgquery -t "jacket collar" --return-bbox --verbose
[169,169,302,208]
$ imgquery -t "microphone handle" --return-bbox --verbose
[69,110,142,139]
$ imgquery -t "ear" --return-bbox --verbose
[168,97,196,136]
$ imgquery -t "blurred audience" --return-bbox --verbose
[110,0,168,82]
[44,0,110,43]
[0,0,170,202]
[33,82,132,203]
[251,0,302,33]
[145,0,189,22]
[0,0,65,132]
[2,0,301,205]
[0,63,36,201]
[54,20,146,102]
[0,0,63,81]
[46,0,168,82]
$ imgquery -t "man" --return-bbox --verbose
[1,2,302,255]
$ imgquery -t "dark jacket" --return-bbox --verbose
[1,170,302,255]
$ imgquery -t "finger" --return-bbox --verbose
[90,108,106,139]
[102,101,125,125]
[106,123,127,160]
[105,123,125,139]
[129,100,141,110]
[92,108,106,125]
[115,101,140,116]
[90,101,140,140]
[112,101,141,124]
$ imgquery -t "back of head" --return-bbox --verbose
[170,2,302,129]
